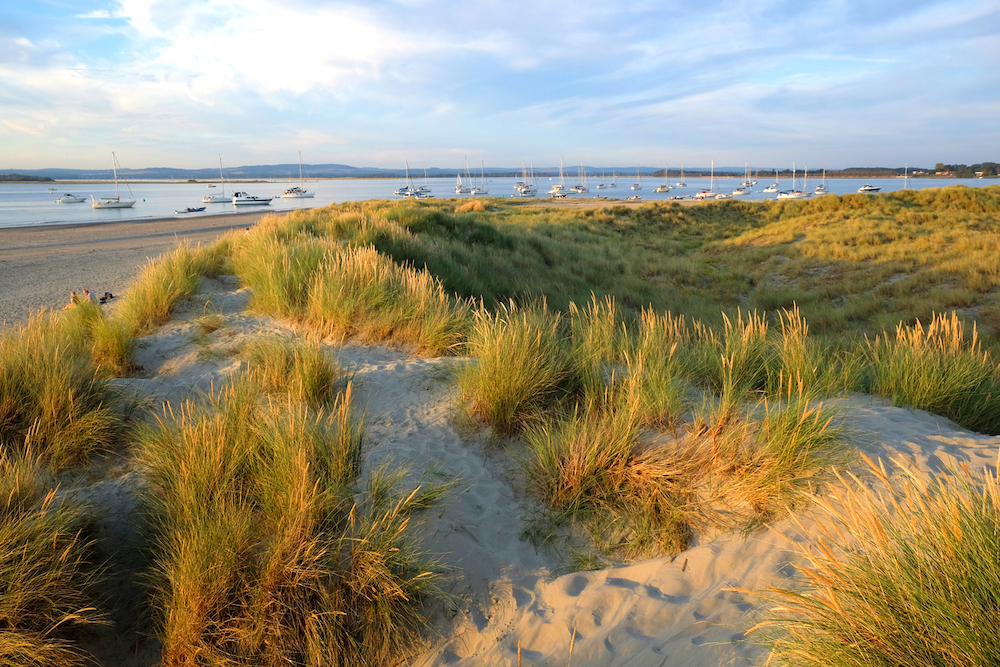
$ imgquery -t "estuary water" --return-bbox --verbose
[0,176,994,229]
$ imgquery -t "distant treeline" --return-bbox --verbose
[0,174,55,182]
[932,162,998,178]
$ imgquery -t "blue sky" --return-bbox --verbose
[2,0,998,170]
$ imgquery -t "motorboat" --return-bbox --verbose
[204,156,231,203]
[232,191,273,205]
[56,194,86,203]
[281,152,314,198]
[858,183,881,193]
[175,206,207,214]
[92,152,136,208]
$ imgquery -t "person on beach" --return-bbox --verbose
[100,292,115,304]
[83,289,97,303]
[63,291,79,309]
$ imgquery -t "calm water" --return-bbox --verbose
[0,176,995,229]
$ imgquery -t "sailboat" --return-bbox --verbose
[694,161,719,199]
[92,152,136,208]
[204,155,234,203]
[471,160,489,195]
[455,158,472,194]
[282,151,315,198]
[395,159,415,196]
[733,163,751,195]
[763,169,779,193]
[654,165,671,192]
[814,169,828,194]
[777,162,806,199]
[548,157,567,196]
[518,162,537,197]
[596,170,607,189]
[607,170,617,188]
[675,166,686,188]
[631,166,642,190]
[571,161,589,193]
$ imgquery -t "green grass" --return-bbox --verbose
[746,456,1000,666]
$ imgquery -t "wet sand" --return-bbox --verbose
[0,210,281,326]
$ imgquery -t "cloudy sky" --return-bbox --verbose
[2,0,998,170]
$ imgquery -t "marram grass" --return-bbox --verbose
[0,310,119,465]
[0,450,107,667]
[137,377,444,667]
[745,455,1000,667]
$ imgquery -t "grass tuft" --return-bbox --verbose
[747,455,1000,666]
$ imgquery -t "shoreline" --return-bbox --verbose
[0,209,282,326]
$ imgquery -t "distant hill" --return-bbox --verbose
[1,163,993,181]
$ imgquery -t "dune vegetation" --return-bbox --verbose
[1,185,999,665]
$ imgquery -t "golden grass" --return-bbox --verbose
[744,454,1000,666]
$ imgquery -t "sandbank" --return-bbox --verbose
[0,210,281,326]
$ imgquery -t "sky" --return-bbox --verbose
[2,0,999,171]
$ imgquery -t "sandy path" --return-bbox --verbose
[0,211,281,326]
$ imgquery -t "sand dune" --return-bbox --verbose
[96,273,999,667]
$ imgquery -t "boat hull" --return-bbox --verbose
[92,198,135,209]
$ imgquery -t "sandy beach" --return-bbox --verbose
[0,211,278,326]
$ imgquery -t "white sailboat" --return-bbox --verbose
[471,160,489,195]
[548,157,567,196]
[675,166,686,188]
[814,169,828,194]
[282,151,315,198]
[631,166,642,190]
[395,159,415,196]
[777,162,807,199]
[571,161,589,193]
[596,170,607,189]
[763,169,779,193]
[518,162,537,197]
[455,158,472,194]
[732,163,751,195]
[204,156,232,203]
[607,170,617,188]
[92,152,136,208]
[694,160,718,199]
[654,165,671,192]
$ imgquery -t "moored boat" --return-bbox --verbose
[232,191,273,205]
[281,152,315,198]
[56,194,86,203]
[204,156,231,203]
[92,152,136,209]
